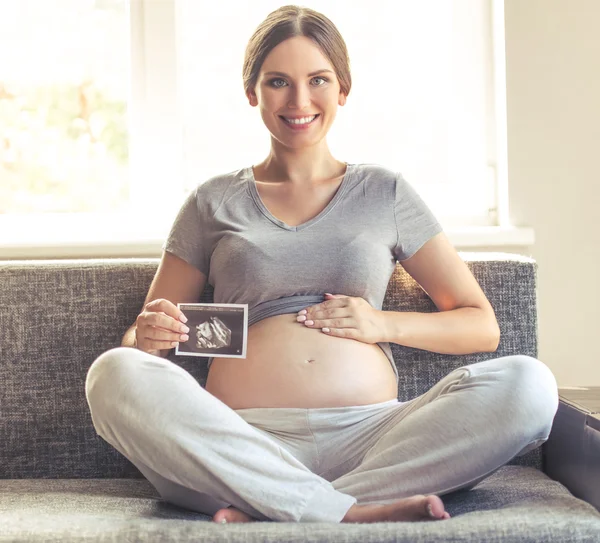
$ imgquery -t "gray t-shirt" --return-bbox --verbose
[162,163,444,383]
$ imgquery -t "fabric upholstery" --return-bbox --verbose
[0,254,540,479]
[1,255,599,542]
[1,467,600,542]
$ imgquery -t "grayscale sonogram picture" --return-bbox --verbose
[175,303,248,358]
[196,316,231,349]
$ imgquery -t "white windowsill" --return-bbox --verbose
[0,225,535,260]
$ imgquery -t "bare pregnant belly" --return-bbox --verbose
[205,313,398,409]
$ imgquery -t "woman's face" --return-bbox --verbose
[248,35,347,147]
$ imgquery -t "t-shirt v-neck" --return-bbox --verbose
[162,162,445,384]
[246,163,354,232]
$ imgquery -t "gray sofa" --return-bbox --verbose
[1,254,600,542]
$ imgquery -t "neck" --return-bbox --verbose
[256,149,346,186]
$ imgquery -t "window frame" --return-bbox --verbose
[0,0,529,260]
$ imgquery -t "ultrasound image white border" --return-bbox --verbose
[175,303,248,358]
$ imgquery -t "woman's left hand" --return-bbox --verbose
[296,293,386,344]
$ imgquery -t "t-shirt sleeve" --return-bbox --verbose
[161,187,210,277]
[392,173,444,262]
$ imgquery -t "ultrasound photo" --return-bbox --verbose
[175,303,248,358]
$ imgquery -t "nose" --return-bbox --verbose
[287,83,312,110]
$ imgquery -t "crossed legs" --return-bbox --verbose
[85,348,558,523]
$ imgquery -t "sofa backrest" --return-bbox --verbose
[0,254,541,479]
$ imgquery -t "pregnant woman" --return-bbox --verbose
[85,5,559,525]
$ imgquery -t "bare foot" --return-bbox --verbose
[342,494,451,523]
[213,494,451,524]
[212,506,257,524]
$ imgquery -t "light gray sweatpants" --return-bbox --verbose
[85,347,559,523]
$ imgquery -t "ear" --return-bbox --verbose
[247,90,258,107]
[339,93,347,107]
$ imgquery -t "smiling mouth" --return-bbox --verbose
[279,114,320,125]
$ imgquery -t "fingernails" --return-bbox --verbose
[427,503,436,518]
[219,519,227,524]
[179,314,188,323]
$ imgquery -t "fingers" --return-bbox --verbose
[146,298,188,324]
[302,315,351,329]
[299,305,353,321]
[140,338,181,351]
[144,325,189,343]
[135,298,190,353]
[142,310,189,334]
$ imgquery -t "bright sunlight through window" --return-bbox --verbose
[0,0,129,215]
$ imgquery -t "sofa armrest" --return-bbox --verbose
[543,396,600,511]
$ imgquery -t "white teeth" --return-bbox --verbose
[283,115,317,125]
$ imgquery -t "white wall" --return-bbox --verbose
[496,0,600,386]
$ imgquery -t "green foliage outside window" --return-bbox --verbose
[0,80,129,214]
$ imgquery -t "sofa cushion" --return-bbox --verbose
[0,467,599,542]
[0,255,541,479]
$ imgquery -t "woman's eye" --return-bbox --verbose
[269,77,328,88]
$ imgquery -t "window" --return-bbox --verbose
[0,0,516,257]
[177,0,504,228]
[0,0,129,214]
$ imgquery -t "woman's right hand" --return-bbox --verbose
[134,298,190,356]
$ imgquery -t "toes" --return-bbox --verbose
[212,508,229,523]
[213,506,255,523]
[424,495,447,519]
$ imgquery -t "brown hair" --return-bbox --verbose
[242,5,352,100]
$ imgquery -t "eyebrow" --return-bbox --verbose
[263,69,334,77]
